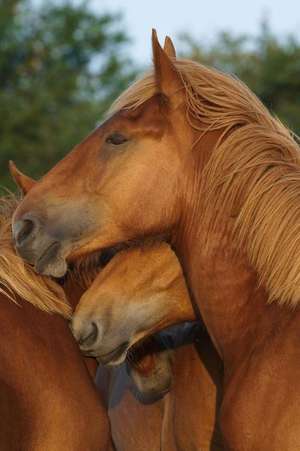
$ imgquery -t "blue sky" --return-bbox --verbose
[91,0,300,63]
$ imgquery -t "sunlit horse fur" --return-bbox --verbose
[2,193,222,450]
[0,195,111,450]
[12,31,300,449]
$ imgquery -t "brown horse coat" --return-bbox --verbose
[12,32,300,450]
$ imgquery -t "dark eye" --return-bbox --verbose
[105,132,128,145]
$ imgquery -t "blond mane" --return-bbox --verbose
[0,195,71,317]
[111,58,300,307]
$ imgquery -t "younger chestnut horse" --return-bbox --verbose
[71,243,195,364]
[69,242,224,451]
[72,242,223,450]
[0,196,111,450]
[12,33,300,449]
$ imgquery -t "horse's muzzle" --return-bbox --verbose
[12,214,68,278]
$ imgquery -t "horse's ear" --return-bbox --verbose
[152,29,183,106]
[9,161,36,195]
[163,36,176,58]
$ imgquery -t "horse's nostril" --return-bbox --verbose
[13,218,36,246]
[78,322,99,348]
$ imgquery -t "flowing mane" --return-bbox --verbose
[0,195,71,316]
[111,58,300,307]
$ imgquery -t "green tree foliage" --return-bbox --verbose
[180,21,300,136]
[0,0,136,189]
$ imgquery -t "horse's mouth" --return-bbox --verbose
[35,241,68,278]
[96,341,130,365]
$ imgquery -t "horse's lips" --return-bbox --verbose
[34,241,68,278]
[95,341,130,365]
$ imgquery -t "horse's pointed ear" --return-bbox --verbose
[163,36,176,58]
[152,29,183,106]
[9,161,36,195]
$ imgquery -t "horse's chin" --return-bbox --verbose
[95,341,130,366]
[35,241,68,277]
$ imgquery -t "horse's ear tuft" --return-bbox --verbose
[151,29,183,107]
[163,36,176,59]
[9,161,37,195]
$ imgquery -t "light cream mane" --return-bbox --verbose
[111,58,300,307]
[0,195,71,317]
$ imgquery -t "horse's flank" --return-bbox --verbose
[0,195,71,316]
[111,58,300,307]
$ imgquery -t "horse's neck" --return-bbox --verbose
[176,226,295,371]
[174,128,300,370]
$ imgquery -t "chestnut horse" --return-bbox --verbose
[72,241,223,450]
[11,32,300,449]
[69,243,224,450]
[0,195,111,450]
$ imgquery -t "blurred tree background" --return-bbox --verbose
[1,1,300,190]
[0,0,136,189]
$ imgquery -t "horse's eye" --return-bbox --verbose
[105,133,128,145]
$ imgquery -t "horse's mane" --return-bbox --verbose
[0,194,71,317]
[111,58,300,307]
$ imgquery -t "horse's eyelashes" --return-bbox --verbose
[105,133,128,146]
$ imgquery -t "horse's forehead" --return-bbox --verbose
[101,96,165,131]
[95,112,165,144]
[93,113,129,137]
